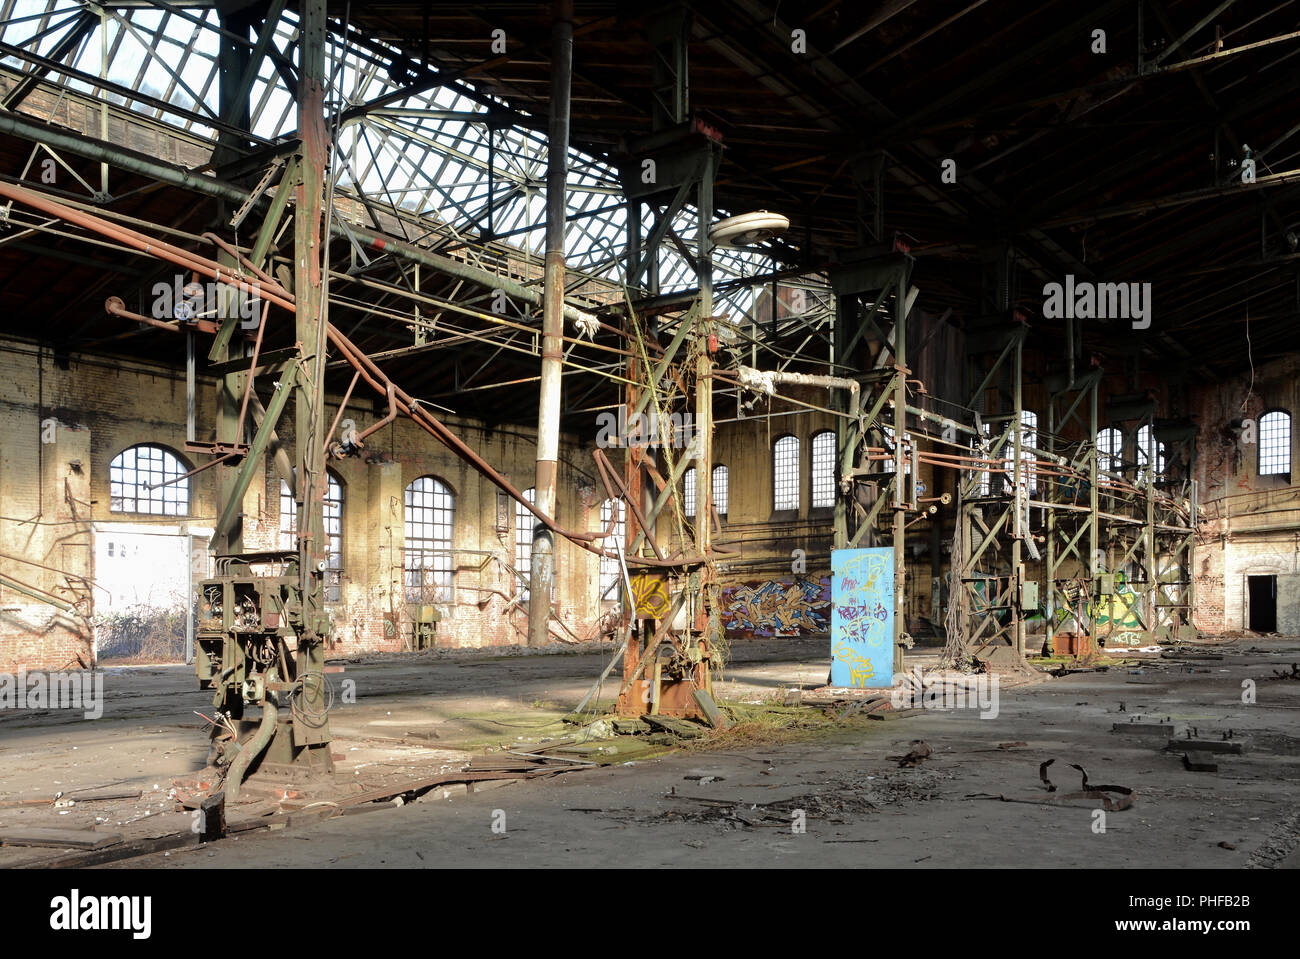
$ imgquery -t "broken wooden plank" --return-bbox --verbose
[64,788,143,802]
[611,717,652,735]
[693,689,731,729]
[0,827,123,850]
[643,715,704,738]
[28,831,197,869]
[200,790,226,842]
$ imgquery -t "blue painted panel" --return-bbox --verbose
[830,548,894,688]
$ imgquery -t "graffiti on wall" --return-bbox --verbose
[721,577,831,637]
[1053,571,1146,647]
[1095,571,1144,646]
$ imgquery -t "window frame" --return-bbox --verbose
[109,444,191,516]
[1137,424,1166,483]
[279,472,344,602]
[711,464,729,517]
[810,430,835,509]
[1259,409,1292,477]
[1019,410,1038,494]
[773,434,800,512]
[1098,427,1123,475]
[404,475,456,606]
[515,487,535,600]
[598,497,626,599]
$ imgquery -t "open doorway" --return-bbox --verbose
[1248,575,1277,633]
[92,524,210,664]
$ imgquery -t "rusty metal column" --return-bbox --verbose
[528,0,573,647]
[694,147,715,560]
[892,265,907,674]
[294,0,332,740]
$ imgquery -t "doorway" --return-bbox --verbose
[1248,575,1277,633]
[92,524,211,663]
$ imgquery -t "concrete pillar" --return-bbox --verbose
[528,0,573,647]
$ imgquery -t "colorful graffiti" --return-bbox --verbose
[830,548,894,687]
[1095,571,1144,646]
[721,577,830,637]
[629,572,671,619]
[1053,571,1145,647]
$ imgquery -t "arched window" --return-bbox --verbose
[280,473,343,602]
[405,476,454,604]
[599,498,626,599]
[774,435,799,511]
[1137,424,1165,482]
[1098,427,1123,475]
[682,467,697,518]
[712,465,729,517]
[1020,410,1038,493]
[811,430,835,508]
[109,445,189,515]
[1259,410,1291,476]
[515,488,535,600]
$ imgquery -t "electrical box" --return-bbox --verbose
[1019,580,1039,612]
[1100,573,1115,595]
[412,604,440,651]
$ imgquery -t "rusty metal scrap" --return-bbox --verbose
[969,758,1136,811]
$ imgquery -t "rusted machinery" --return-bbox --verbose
[194,552,334,784]
[613,570,717,719]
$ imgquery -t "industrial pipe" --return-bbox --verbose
[225,681,278,803]
[0,111,599,329]
[0,179,708,568]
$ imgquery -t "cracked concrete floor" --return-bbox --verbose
[4,637,1300,868]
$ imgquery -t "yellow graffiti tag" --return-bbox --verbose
[629,572,671,619]
[833,642,875,687]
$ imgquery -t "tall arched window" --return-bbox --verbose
[599,498,626,598]
[405,476,454,604]
[712,465,729,517]
[1137,425,1165,482]
[515,487,535,600]
[1098,427,1123,475]
[109,445,189,515]
[971,423,991,496]
[1259,410,1292,476]
[280,473,343,602]
[682,467,697,518]
[1020,410,1039,494]
[774,435,800,511]
[811,430,835,508]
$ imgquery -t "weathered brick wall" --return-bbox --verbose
[1191,353,1300,632]
[0,336,607,668]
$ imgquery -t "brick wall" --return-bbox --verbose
[1191,352,1300,632]
[0,336,609,668]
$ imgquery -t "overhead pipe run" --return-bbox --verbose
[0,112,600,333]
[0,179,705,569]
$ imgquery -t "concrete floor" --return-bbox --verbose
[3,636,1299,868]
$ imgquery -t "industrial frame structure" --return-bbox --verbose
[3,0,1293,793]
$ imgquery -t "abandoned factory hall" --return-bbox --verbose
[0,0,1296,919]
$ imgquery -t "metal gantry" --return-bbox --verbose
[0,1,1214,781]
